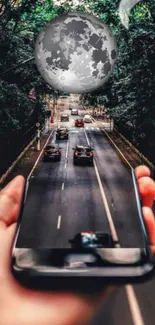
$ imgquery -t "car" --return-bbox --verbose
[69,104,74,110]
[73,145,94,165]
[71,108,78,115]
[60,114,69,122]
[56,127,69,140]
[60,92,68,98]
[43,144,61,161]
[75,118,84,127]
[83,114,92,123]
[69,232,114,248]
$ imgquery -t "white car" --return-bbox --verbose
[83,115,92,123]
[71,108,78,115]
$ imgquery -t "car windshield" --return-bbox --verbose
[76,147,91,152]
[45,145,58,150]
[59,128,67,131]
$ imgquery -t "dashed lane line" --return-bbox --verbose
[65,142,69,158]
[57,215,61,229]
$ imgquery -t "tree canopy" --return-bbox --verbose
[0,0,155,166]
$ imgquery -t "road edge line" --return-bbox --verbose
[27,130,54,180]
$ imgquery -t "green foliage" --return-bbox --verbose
[0,0,61,143]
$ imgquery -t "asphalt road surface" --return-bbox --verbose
[16,94,155,325]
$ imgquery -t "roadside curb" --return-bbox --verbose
[102,129,133,172]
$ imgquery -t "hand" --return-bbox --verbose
[135,165,155,254]
[0,165,155,325]
[0,176,114,325]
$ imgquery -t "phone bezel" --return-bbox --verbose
[11,168,155,287]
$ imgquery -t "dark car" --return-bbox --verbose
[75,118,84,127]
[60,92,68,98]
[56,127,69,140]
[73,145,94,165]
[60,114,69,122]
[69,232,114,249]
[43,144,61,161]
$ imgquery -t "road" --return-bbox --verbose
[17,94,155,325]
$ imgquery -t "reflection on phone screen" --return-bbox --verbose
[14,167,148,268]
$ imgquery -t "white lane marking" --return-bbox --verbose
[93,159,119,243]
[57,215,61,229]
[126,286,145,325]
[64,163,67,168]
[66,141,69,158]
[84,128,145,325]
[28,130,54,180]
[62,183,64,190]
[84,129,90,145]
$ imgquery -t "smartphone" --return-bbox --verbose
[11,168,155,292]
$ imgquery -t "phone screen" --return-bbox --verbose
[13,166,150,271]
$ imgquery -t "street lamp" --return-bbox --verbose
[36,122,41,151]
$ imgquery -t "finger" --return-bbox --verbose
[0,176,25,226]
[0,176,25,277]
[135,165,151,179]
[143,206,155,246]
[137,176,155,208]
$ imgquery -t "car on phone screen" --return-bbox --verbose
[56,127,69,140]
[43,144,61,161]
[69,232,114,248]
[60,114,69,122]
[71,108,78,115]
[83,114,92,123]
[75,118,84,127]
[73,145,93,165]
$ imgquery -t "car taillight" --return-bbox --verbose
[90,152,93,156]
[44,151,48,155]
[74,151,78,156]
[56,150,60,154]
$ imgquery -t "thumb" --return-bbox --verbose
[0,176,25,277]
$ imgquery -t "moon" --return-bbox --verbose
[35,12,117,94]
[119,0,142,29]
